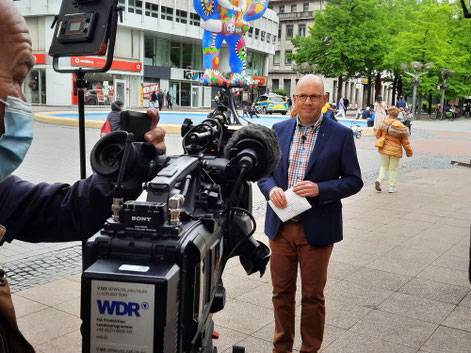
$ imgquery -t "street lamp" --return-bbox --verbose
[401,62,434,119]
[460,0,471,18]
[438,68,455,119]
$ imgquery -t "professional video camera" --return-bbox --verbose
[80,116,281,353]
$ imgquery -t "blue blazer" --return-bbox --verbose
[258,117,363,246]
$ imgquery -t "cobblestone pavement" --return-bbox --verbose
[1,119,470,292]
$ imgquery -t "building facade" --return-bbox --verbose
[267,0,392,109]
[14,0,278,108]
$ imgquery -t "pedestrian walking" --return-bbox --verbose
[373,95,388,131]
[150,90,157,109]
[335,96,346,118]
[375,106,413,193]
[167,91,173,109]
[157,89,164,111]
[287,97,292,112]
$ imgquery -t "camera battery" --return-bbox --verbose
[82,259,179,353]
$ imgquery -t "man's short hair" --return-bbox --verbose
[114,100,124,107]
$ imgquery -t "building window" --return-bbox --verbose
[161,6,173,21]
[273,35,277,44]
[272,79,279,90]
[145,3,158,17]
[284,79,291,96]
[268,5,273,10]
[279,5,285,13]
[261,31,265,41]
[190,13,200,26]
[248,27,253,38]
[118,0,125,4]
[255,28,260,40]
[171,41,181,67]
[176,9,188,23]
[136,0,143,14]
[278,26,281,39]
[286,25,293,39]
[291,4,297,12]
[128,0,135,13]
[273,51,280,65]
[267,33,271,43]
[303,3,309,11]
[285,51,292,65]
[298,24,306,37]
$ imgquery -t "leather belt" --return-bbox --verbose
[289,215,302,222]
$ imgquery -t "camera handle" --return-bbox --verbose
[51,5,123,179]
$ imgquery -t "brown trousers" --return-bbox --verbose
[269,221,333,353]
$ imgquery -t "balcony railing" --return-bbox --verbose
[278,11,314,21]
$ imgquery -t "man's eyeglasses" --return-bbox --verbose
[296,94,324,102]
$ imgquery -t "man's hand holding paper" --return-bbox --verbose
[268,183,314,222]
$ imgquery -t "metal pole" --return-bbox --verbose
[76,70,87,179]
[412,84,417,119]
[440,87,446,120]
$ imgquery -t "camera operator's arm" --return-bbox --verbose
[0,174,136,243]
[0,114,166,244]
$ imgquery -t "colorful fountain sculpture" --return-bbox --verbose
[193,0,269,87]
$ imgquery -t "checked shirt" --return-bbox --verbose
[287,115,323,189]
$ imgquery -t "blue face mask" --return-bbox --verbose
[0,96,34,181]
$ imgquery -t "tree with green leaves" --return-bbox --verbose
[290,0,389,106]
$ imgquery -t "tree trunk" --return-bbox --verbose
[337,75,343,106]
[428,93,433,115]
[366,74,372,107]
[391,74,398,106]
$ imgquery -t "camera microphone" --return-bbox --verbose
[223,124,281,182]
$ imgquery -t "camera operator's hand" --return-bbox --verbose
[293,180,319,198]
[144,109,166,153]
[269,187,287,209]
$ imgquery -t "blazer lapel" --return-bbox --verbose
[305,117,332,176]
[280,119,297,188]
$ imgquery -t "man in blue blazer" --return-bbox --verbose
[258,75,363,353]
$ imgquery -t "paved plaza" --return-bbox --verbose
[0,111,470,352]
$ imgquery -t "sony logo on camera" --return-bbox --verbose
[131,216,152,222]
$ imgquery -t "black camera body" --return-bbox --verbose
[81,117,281,353]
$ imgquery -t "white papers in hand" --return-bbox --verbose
[268,188,312,222]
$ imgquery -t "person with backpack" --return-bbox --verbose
[167,91,173,109]
[100,100,124,137]
[150,90,157,109]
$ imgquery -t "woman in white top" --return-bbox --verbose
[373,95,388,130]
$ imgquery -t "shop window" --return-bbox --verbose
[192,42,203,70]
[190,13,200,26]
[285,51,292,65]
[255,28,259,40]
[248,27,253,38]
[279,5,284,13]
[272,79,279,90]
[161,6,173,21]
[273,51,280,65]
[176,9,188,24]
[298,24,306,37]
[171,41,181,67]
[24,69,46,104]
[267,33,271,43]
[145,3,158,18]
[291,4,297,12]
[286,25,293,39]
[303,3,309,12]
[182,42,192,68]
[261,31,265,42]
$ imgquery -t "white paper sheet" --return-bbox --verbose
[268,188,312,222]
